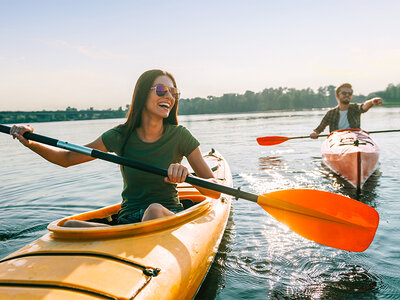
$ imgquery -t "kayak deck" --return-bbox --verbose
[321,129,379,189]
[0,150,232,300]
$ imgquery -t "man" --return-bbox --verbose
[310,83,383,139]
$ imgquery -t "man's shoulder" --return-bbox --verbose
[349,103,361,108]
[326,106,339,114]
[349,103,362,111]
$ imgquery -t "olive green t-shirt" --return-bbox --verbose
[101,124,200,218]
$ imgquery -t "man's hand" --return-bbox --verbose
[310,131,319,139]
[370,97,383,106]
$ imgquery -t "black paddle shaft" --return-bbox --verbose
[0,124,258,202]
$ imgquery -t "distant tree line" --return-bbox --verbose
[368,83,400,106]
[0,106,128,124]
[178,83,400,115]
[1,84,399,124]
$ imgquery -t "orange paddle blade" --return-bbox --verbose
[257,189,379,252]
[256,136,289,146]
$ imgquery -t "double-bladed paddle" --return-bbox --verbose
[257,129,400,146]
[0,124,379,252]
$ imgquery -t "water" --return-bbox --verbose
[1,108,399,299]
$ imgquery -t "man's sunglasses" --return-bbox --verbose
[340,91,353,96]
[151,84,180,99]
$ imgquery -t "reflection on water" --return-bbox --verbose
[327,264,380,292]
[182,110,319,125]
[258,156,284,171]
[1,108,400,299]
[319,163,380,207]
[267,262,381,299]
[195,210,235,299]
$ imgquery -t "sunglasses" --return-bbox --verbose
[151,84,180,99]
[340,91,353,96]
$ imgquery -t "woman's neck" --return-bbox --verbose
[136,116,165,143]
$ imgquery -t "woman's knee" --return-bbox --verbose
[63,220,83,227]
[146,203,165,214]
[143,203,172,221]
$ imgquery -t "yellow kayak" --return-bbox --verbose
[0,150,232,300]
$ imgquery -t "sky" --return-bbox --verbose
[1,0,400,111]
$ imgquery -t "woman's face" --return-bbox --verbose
[144,75,176,119]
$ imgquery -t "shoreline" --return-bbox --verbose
[1,104,398,124]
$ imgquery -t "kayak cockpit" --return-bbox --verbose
[47,189,216,240]
[48,150,227,240]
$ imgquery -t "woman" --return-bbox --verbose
[10,69,219,227]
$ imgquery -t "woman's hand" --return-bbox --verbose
[10,125,34,147]
[165,163,189,183]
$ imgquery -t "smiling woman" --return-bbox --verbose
[8,69,220,227]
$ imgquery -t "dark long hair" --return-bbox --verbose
[119,69,179,154]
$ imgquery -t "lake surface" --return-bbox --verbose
[1,107,399,299]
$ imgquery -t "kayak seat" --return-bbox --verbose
[87,213,119,226]
[178,190,206,202]
[86,194,207,225]
[180,198,196,209]
[179,193,207,209]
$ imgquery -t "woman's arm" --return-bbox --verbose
[186,147,221,199]
[10,124,108,168]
